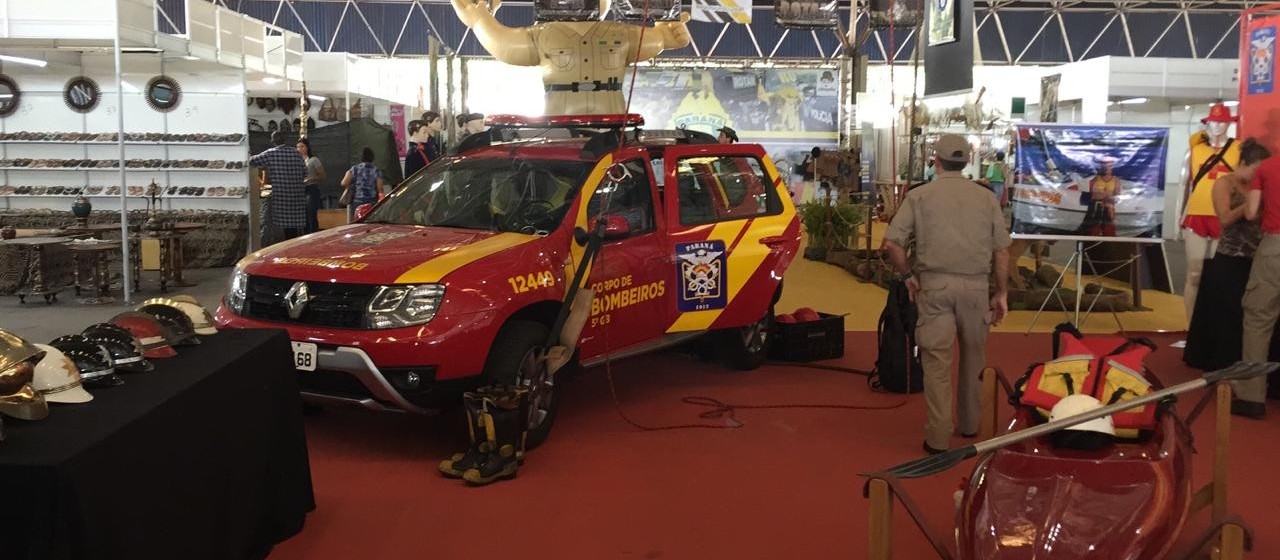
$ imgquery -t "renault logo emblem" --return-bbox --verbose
[283,281,311,319]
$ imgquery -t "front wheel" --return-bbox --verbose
[482,320,559,449]
[717,307,774,371]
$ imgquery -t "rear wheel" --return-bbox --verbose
[482,320,559,449]
[718,306,774,371]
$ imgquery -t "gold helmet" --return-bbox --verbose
[0,330,50,421]
[141,297,218,336]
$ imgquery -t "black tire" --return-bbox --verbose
[717,306,774,371]
[482,320,559,449]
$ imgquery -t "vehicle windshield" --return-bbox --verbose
[362,156,593,234]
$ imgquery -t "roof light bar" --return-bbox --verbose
[485,114,645,128]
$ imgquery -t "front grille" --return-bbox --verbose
[243,275,377,329]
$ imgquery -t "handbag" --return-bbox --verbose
[349,98,365,120]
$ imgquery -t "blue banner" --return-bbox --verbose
[1011,124,1169,240]
[1249,26,1276,96]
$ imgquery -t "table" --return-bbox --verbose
[0,237,69,304]
[134,222,206,290]
[0,330,315,560]
[66,241,123,304]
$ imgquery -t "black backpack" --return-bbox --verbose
[869,280,924,394]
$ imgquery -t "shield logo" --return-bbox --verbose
[284,281,311,319]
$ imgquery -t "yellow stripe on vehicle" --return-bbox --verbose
[568,155,617,279]
[666,155,796,333]
[394,233,532,284]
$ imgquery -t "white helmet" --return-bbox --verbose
[32,344,94,404]
[1049,394,1115,435]
[1049,394,1115,450]
[142,297,218,336]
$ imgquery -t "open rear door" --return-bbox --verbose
[660,144,799,334]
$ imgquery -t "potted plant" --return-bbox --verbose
[799,201,864,262]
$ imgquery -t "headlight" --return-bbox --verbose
[366,284,445,329]
[227,268,248,314]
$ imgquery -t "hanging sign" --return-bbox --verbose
[927,0,956,45]
[690,0,751,24]
[614,0,683,21]
[1011,124,1168,241]
[391,104,408,158]
[1040,74,1061,123]
[1242,13,1280,153]
[774,0,838,30]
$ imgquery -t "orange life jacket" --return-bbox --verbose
[1018,331,1158,436]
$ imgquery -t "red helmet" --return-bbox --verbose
[109,312,178,359]
[1201,103,1237,124]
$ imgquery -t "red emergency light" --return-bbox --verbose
[484,114,646,129]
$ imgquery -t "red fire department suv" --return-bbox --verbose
[216,115,800,444]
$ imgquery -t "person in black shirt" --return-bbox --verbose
[420,110,444,161]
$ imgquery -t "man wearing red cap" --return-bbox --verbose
[1181,103,1241,325]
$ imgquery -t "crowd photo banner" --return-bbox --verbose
[623,66,839,198]
[1011,124,1169,241]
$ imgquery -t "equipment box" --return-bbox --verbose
[769,312,845,362]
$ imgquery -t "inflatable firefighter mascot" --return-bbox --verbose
[450,0,692,115]
[1180,103,1240,324]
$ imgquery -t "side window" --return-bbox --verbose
[586,159,655,236]
[676,155,779,226]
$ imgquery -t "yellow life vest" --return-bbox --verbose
[1185,134,1241,218]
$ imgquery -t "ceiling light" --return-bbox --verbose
[1116,97,1148,105]
[261,77,282,84]
[308,94,326,102]
[121,47,163,54]
[0,54,48,68]
[182,55,199,61]
[1224,100,1240,107]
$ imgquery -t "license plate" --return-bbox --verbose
[291,342,318,372]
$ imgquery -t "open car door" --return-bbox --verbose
[660,144,800,334]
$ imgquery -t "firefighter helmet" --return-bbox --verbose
[0,330,49,420]
[110,312,179,359]
[80,327,153,373]
[48,340,123,389]
[32,344,93,404]
[136,303,200,346]
[143,297,217,336]
[1048,394,1115,451]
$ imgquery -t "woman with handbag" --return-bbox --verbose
[341,147,385,223]
[297,138,327,233]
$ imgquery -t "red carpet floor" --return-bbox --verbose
[268,332,1280,559]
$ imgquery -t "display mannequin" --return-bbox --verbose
[1180,103,1240,325]
[404,119,432,180]
[450,0,692,115]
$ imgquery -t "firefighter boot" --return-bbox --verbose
[462,387,530,486]
[438,391,490,478]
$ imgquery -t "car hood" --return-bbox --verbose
[239,224,535,284]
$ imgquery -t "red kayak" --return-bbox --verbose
[957,376,1193,559]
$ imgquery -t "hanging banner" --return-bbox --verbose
[1241,12,1280,153]
[774,0,839,29]
[1040,74,1061,123]
[1011,124,1169,241]
[390,104,407,158]
[927,0,956,45]
[690,0,751,24]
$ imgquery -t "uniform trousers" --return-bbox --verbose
[1238,234,1280,403]
[915,272,992,450]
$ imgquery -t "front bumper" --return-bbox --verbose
[215,304,491,413]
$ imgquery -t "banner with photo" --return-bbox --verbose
[690,0,752,23]
[623,67,840,199]
[927,0,957,45]
[1011,124,1168,241]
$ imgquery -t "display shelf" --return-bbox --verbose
[0,140,245,146]
[1,194,246,199]
[0,166,245,172]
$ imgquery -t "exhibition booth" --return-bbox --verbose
[4,0,1280,558]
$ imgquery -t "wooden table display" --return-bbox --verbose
[133,222,206,291]
[65,240,124,304]
[0,237,70,304]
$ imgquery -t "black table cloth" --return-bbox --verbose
[0,329,314,560]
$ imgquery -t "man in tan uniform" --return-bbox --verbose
[883,134,1012,454]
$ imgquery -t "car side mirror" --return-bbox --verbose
[602,214,631,240]
[354,203,375,221]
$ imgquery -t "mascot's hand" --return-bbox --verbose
[451,0,493,26]
[659,13,693,48]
